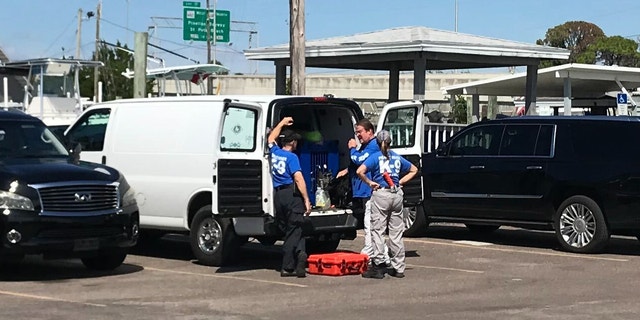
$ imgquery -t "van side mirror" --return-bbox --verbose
[70,143,82,164]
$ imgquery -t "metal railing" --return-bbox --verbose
[424,123,466,153]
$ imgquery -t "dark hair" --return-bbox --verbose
[355,118,374,133]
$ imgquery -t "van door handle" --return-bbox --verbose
[526,166,543,170]
[469,165,485,170]
[101,155,106,165]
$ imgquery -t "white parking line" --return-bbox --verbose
[404,238,628,262]
[0,290,106,307]
[406,263,484,274]
[144,267,309,288]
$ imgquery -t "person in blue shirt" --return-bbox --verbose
[336,119,390,265]
[268,116,311,278]
[357,130,418,279]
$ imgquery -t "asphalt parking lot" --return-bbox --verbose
[2,225,640,320]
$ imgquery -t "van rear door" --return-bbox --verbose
[377,101,424,206]
[213,100,266,217]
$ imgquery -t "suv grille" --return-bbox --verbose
[37,184,119,213]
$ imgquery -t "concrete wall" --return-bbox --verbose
[157,72,506,101]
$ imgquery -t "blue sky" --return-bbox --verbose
[1,0,639,74]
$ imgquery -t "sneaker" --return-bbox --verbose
[361,263,385,279]
[296,252,307,278]
[387,269,405,278]
[280,269,297,277]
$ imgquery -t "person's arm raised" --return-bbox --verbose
[267,117,294,145]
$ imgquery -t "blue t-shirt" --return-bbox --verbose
[269,144,302,188]
[362,150,413,188]
[349,140,380,198]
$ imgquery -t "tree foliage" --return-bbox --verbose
[536,21,605,67]
[451,95,467,124]
[580,36,640,67]
[79,41,153,101]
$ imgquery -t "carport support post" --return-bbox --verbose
[470,94,480,123]
[275,62,287,95]
[488,96,498,119]
[524,65,538,115]
[563,77,572,116]
[413,56,426,101]
[389,63,400,102]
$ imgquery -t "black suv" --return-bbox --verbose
[0,111,139,270]
[422,116,640,253]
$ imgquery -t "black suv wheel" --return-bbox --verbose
[554,195,610,253]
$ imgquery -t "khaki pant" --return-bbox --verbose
[369,188,405,273]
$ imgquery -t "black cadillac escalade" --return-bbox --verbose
[0,111,138,270]
[422,116,640,253]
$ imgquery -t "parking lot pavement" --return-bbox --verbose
[2,225,640,319]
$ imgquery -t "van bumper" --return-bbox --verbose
[304,213,358,240]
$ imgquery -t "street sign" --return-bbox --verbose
[183,8,230,43]
[617,93,628,104]
[617,93,628,116]
[183,1,200,7]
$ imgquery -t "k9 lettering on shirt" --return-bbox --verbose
[272,156,287,175]
[378,158,402,177]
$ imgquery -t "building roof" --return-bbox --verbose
[244,26,570,70]
[442,63,640,98]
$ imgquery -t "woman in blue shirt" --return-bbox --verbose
[356,130,418,279]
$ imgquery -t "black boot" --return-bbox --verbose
[296,252,307,278]
[361,263,385,279]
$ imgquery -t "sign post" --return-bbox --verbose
[617,93,628,116]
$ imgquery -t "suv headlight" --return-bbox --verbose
[117,176,137,208]
[0,190,35,211]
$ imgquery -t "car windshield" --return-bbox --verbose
[0,120,69,158]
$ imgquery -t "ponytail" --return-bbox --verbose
[381,140,390,159]
[375,130,393,160]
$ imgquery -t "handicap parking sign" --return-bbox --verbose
[617,93,628,104]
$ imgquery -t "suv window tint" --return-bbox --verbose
[449,125,503,156]
[535,125,554,157]
[499,125,539,156]
[65,109,111,151]
[382,107,417,148]
[221,106,257,151]
[570,122,639,160]
[0,122,68,157]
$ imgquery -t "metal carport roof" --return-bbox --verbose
[244,26,570,105]
[442,63,640,115]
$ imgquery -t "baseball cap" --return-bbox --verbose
[376,130,392,144]
[279,129,302,143]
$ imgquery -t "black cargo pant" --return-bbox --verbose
[274,185,306,271]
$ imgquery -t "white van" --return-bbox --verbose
[63,95,385,266]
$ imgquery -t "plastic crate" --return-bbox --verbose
[297,140,339,204]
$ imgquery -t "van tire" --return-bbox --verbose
[403,205,427,237]
[190,206,238,266]
[81,249,127,270]
[554,195,610,253]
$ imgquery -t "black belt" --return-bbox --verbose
[274,184,293,191]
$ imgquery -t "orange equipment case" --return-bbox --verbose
[307,251,369,276]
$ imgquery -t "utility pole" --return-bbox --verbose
[93,0,102,102]
[133,32,148,98]
[206,0,217,94]
[289,0,305,95]
[76,8,83,59]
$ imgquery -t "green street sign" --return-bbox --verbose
[183,1,200,7]
[183,8,230,43]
